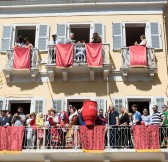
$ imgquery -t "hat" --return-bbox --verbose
[162,105,168,108]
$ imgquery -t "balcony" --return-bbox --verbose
[4,48,40,82]
[120,47,157,80]
[0,125,167,162]
[45,44,111,82]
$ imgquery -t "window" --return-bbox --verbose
[52,99,64,113]
[57,23,104,44]
[15,26,36,47]
[112,22,162,50]
[154,97,166,112]
[1,24,49,52]
[31,98,46,114]
[113,98,125,114]
[125,23,146,47]
[0,98,6,111]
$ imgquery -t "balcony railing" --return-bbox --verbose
[5,48,39,69]
[121,47,157,68]
[47,44,110,65]
[16,125,168,150]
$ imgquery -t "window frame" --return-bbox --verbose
[12,24,38,49]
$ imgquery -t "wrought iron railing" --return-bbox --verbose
[5,48,40,69]
[121,47,157,68]
[47,44,110,65]
[19,125,168,150]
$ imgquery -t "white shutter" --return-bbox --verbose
[31,98,46,115]
[94,23,104,43]
[113,98,126,114]
[52,99,64,113]
[95,98,106,114]
[112,23,123,50]
[1,26,13,52]
[149,22,162,49]
[37,25,49,51]
[57,24,67,44]
[153,96,167,113]
[0,98,6,110]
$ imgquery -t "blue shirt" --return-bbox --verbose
[133,111,141,125]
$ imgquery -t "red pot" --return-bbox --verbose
[82,100,98,126]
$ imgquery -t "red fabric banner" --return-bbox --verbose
[56,44,74,67]
[80,126,105,151]
[133,125,160,150]
[13,47,31,69]
[86,43,102,67]
[129,46,147,67]
[0,126,25,152]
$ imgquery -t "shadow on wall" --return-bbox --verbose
[50,81,119,96]
[123,74,162,91]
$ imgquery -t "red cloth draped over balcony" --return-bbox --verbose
[0,126,25,153]
[129,46,147,67]
[13,47,31,69]
[133,125,160,151]
[56,44,74,67]
[86,43,102,67]
[80,126,105,152]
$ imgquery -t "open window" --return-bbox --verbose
[57,23,104,43]
[1,24,49,52]
[112,22,162,50]
[125,23,146,47]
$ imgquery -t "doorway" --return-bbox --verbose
[128,101,150,115]
[9,102,31,115]
[125,23,146,47]
[70,24,90,43]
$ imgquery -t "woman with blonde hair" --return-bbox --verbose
[119,107,130,148]
[36,112,44,149]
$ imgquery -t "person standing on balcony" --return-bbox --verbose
[6,110,13,126]
[65,33,75,44]
[132,104,141,125]
[11,112,23,126]
[119,107,130,147]
[23,37,33,48]
[151,105,165,146]
[14,35,23,48]
[0,110,10,126]
[151,105,165,126]
[134,35,147,46]
[162,105,168,126]
[107,105,119,147]
[141,108,151,125]
[48,34,61,45]
[17,106,26,125]
[91,32,102,43]
[98,109,106,125]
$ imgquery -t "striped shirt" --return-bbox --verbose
[151,112,164,125]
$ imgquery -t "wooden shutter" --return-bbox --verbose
[150,22,162,49]
[95,98,106,114]
[31,98,46,114]
[113,98,126,114]
[112,23,123,50]
[52,99,64,113]
[37,25,49,51]
[0,98,6,110]
[1,26,13,52]
[94,23,104,43]
[57,24,67,44]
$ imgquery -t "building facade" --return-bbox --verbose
[0,0,168,162]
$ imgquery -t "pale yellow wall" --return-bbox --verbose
[0,14,167,110]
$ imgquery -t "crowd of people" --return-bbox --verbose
[0,103,167,149]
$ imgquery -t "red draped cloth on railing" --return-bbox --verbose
[13,47,31,69]
[133,125,160,150]
[129,46,147,67]
[80,126,105,152]
[56,44,74,67]
[0,126,25,153]
[86,43,102,67]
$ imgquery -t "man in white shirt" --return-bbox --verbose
[48,34,61,45]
